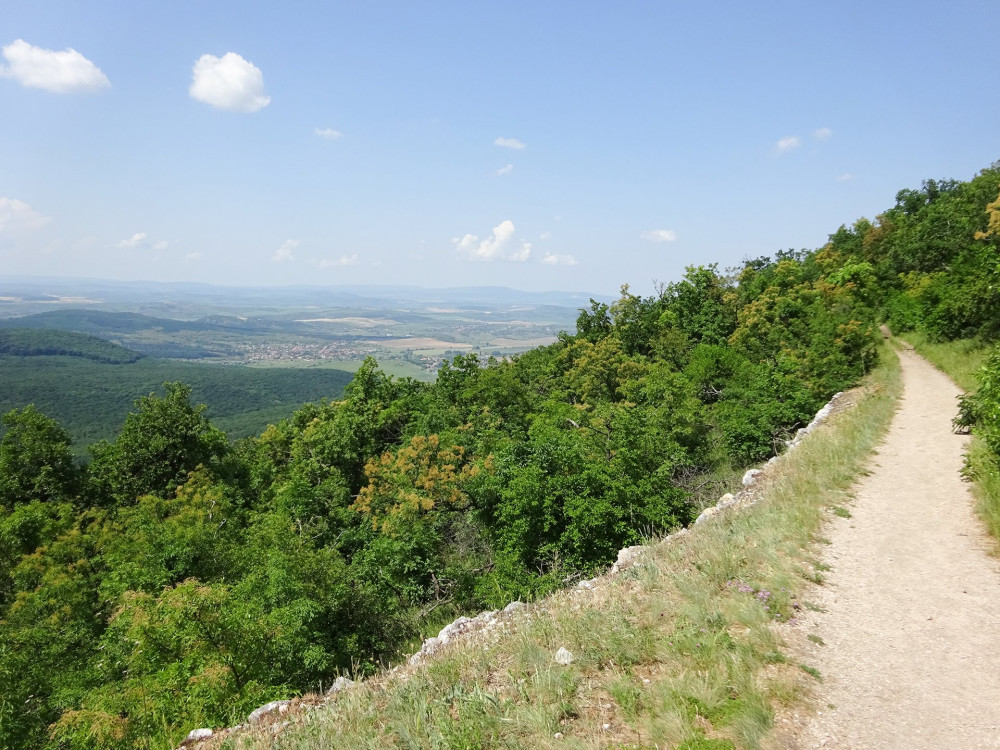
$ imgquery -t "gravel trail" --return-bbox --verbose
[789,349,1000,749]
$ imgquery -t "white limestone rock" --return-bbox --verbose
[326,676,355,695]
[609,545,647,574]
[247,700,290,723]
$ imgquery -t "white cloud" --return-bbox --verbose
[494,136,526,150]
[118,232,147,248]
[495,164,513,176]
[0,197,50,233]
[0,39,109,94]
[813,127,833,141]
[541,252,577,266]
[272,239,298,262]
[184,252,203,262]
[319,254,359,267]
[641,229,678,243]
[117,232,168,250]
[775,135,801,153]
[836,172,854,182]
[315,127,342,139]
[454,220,531,262]
[190,52,270,113]
[539,231,552,240]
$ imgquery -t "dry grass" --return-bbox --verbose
[214,345,902,750]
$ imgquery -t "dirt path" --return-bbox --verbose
[787,349,1000,749]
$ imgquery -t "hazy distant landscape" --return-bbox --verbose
[0,277,599,378]
[0,278,604,449]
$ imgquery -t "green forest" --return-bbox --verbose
[0,339,354,449]
[2,162,999,749]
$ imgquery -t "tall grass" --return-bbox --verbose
[219,346,902,750]
[902,333,1000,546]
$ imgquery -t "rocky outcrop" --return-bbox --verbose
[247,700,290,724]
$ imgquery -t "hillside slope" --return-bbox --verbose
[179,345,902,750]
[0,349,354,447]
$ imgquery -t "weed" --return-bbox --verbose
[798,664,823,682]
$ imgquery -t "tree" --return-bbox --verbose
[88,383,228,507]
[0,405,78,508]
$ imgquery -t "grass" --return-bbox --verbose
[899,332,1000,547]
[204,343,903,750]
[898,330,991,392]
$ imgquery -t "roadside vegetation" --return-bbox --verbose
[222,346,902,750]
[1,160,999,749]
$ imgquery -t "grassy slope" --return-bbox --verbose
[0,355,354,449]
[217,345,902,750]
[900,332,1000,544]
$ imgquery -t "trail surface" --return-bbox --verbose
[789,349,1000,749]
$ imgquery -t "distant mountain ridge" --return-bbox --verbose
[0,275,613,317]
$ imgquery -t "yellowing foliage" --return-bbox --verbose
[354,434,475,530]
[975,188,1000,240]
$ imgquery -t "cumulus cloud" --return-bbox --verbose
[541,252,577,266]
[0,197,50,233]
[315,127,342,139]
[0,39,109,93]
[117,232,168,250]
[836,172,854,182]
[775,135,801,153]
[319,254,359,267]
[495,164,513,176]
[118,232,146,248]
[539,231,552,240]
[272,239,298,262]
[813,127,833,141]
[453,220,531,262]
[494,136,526,150]
[640,229,678,243]
[190,52,270,113]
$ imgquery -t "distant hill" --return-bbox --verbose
[0,348,355,450]
[0,309,226,335]
[0,328,144,364]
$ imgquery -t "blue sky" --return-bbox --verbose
[1,1,998,296]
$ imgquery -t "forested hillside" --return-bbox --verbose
[0,330,354,448]
[0,329,143,364]
[1,162,999,749]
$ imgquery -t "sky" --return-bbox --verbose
[1,1,998,296]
